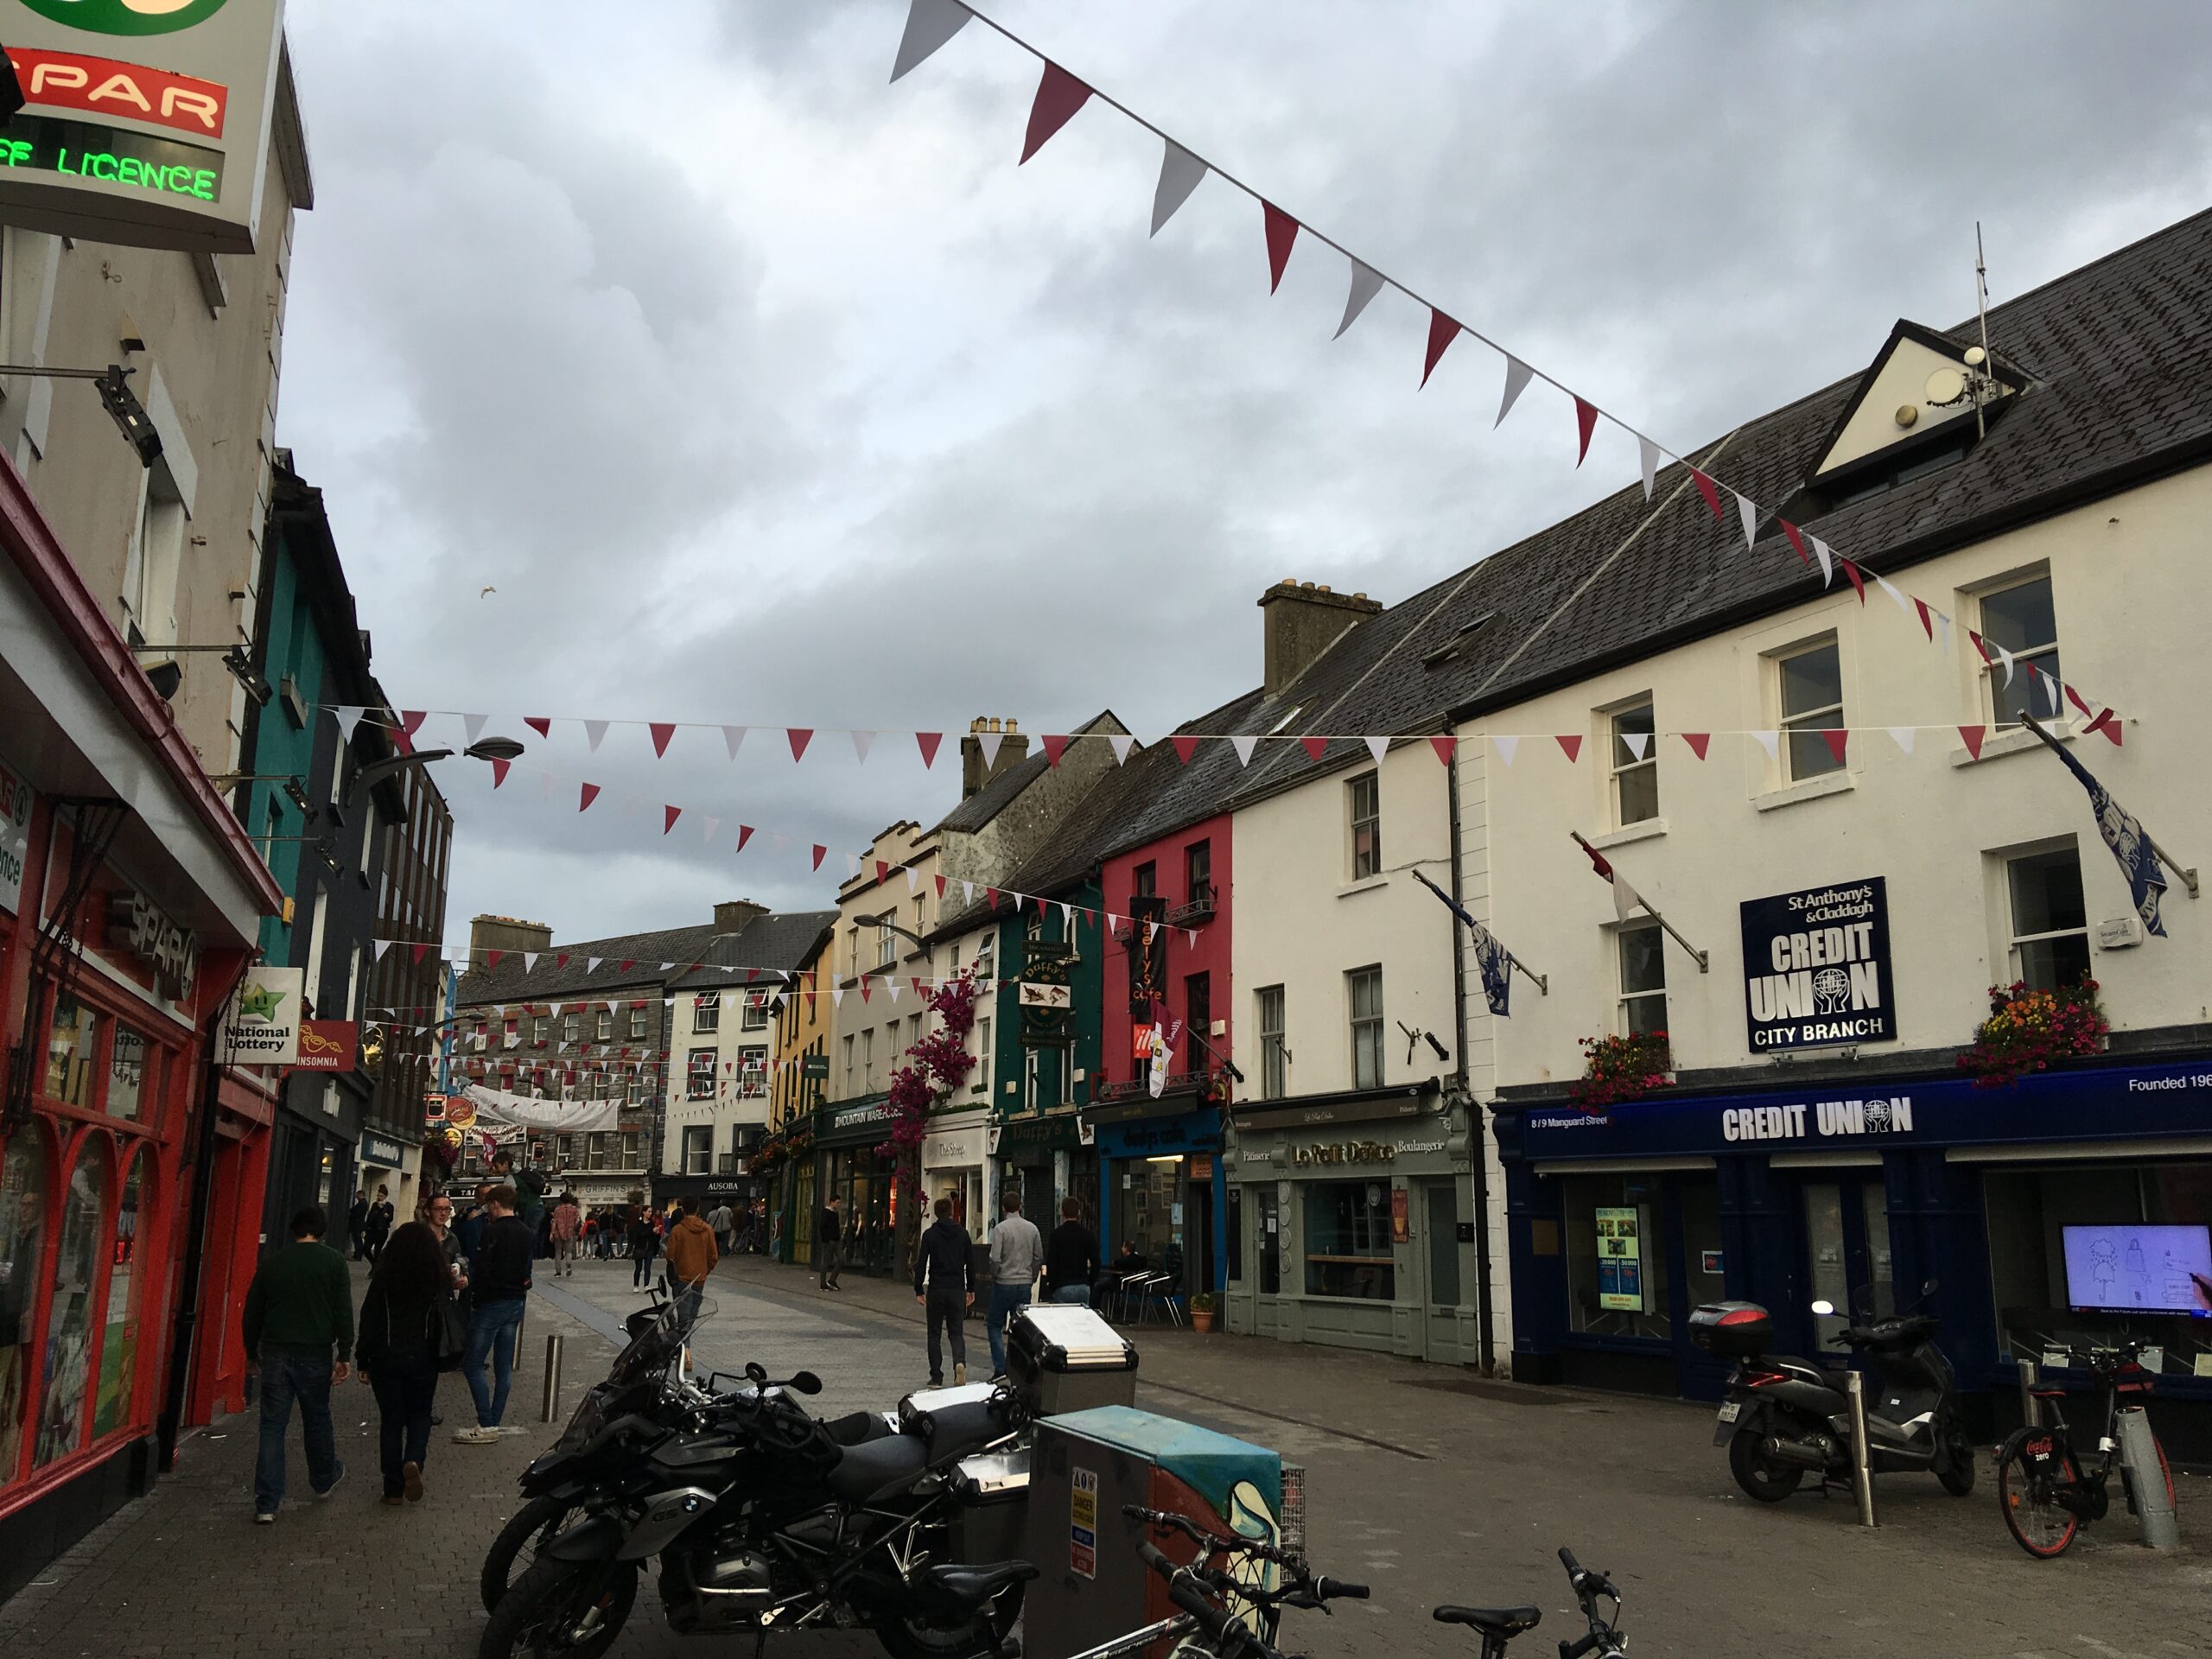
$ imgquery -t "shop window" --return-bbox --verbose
[686,1048,715,1101]
[1302,1179,1395,1300]
[107,1027,148,1122]
[2006,846,2090,991]
[1348,772,1382,880]
[35,1138,109,1466]
[1255,986,1287,1101]
[0,1129,51,1487]
[1347,966,1384,1090]
[1979,572,2061,728]
[1426,1184,1461,1308]
[1777,639,1846,781]
[1609,700,1658,825]
[1983,1160,2212,1376]
[682,1127,711,1176]
[44,993,99,1107]
[1618,924,1666,1037]
[694,993,720,1033]
[92,1148,149,1438]
[1680,1178,1727,1313]
[1562,1173,1672,1339]
[1256,1186,1281,1295]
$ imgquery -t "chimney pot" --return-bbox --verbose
[1256,580,1386,696]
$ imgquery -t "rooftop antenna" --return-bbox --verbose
[1973,221,1993,439]
[1924,224,2003,429]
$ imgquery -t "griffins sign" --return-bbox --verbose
[1738,878,1896,1052]
[0,0,285,253]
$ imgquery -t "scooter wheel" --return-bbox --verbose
[1936,1419,1978,1497]
[1728,1428,1803,1502]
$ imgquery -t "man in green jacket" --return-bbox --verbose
[242,1205,353,1523]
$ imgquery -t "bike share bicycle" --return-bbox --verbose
[1994,1338,2177,1558]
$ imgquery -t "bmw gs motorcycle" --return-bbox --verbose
[478,1300,1033,1659]
[1694,1286,1977,1504]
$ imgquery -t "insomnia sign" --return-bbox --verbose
[1739,877,1897,1053]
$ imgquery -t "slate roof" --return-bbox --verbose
[457,908,835,1007]
[671,910,838,988]
[931,710,1128,835]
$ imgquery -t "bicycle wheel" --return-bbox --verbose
[1997,1432,2082,1559]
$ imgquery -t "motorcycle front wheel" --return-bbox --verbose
[1727,1427,1804,1502]
[1936,1416,1978,1497]
[481,1495,581,1613]
[479,1554,639,1659]
[874,1581,1026,1659]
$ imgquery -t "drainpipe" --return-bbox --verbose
[1445,743,1496,1375]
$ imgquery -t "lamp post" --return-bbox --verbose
[346,734,526,807]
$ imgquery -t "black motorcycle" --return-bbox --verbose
[1693,1287,1976,1503]
[479,1363,1033,1659]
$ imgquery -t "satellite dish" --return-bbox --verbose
[1962,345,1986,367]
[1924,366,1967,407]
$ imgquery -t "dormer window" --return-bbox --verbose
[1800,320,2022,512]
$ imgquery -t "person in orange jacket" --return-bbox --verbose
[662,1195,720,1322]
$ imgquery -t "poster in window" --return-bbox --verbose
[1739,877,1897,1053]
[1595,1205,1645,1312]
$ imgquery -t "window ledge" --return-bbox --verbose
[1751,772,1854,813]
[1337,874,1389,900]
[1588,817,1668,851]
[1950,722,2073,768]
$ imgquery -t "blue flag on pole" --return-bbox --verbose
[2047,738,2166,938]
[1413,870,1514,1016]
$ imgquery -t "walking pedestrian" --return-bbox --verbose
[663,1195,719,1322]
[491,1148,554,1239]
[242,1205,351,1522]
[627,1201,660,1290]
[420,1191,466,1430]
[985,1190,1043,1381]
[453,1184,531,1445]
[345,1192,370,1262]
[1044,1196,1099,1306]
[363,1185,396,1263]
[707,1198,734,1258]
[550,1192,582,1277]
[817,1194,844,1291]
[913,1197,976,1387]
[355,1220,454,1506]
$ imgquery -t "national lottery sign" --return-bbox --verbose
[1738,877,1897,1053]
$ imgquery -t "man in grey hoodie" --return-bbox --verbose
[984,1189,1043,1381]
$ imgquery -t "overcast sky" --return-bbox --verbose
[277,0,2212,950]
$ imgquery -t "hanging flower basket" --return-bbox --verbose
[1958,979,2107,1089]
[1573,1032,1673,1108]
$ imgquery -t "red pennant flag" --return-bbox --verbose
[1428,735,1457,766]
[786,728,813,761]
[1957,725,1986,761]
[858,978,872,1003]
[1967,629,1992,664]
[401,709,428,738]
[1689,468,1724,520]
[1574,397,1599,467]
[1821,728,1850,766]
[912,977,925,999]
[486,949,504,969]
[2063,684,2094,721]
[1033,895,1049,921]
[876,860,891,885]
[1778,520,1810,565]
[986,887,1000,909]
[524,716,551,739]
[491,758,511,788]
[1262,201,1298,293]
[744,968,759,983]
[579,782,601,811]
[1421,310,1461,388]
[663,804,681,835]
[1681,733,1711,760]
[1172,736,1199,765]
[649,721,676,758]
[736,823,755,853]
[1042,734,1071,767]
[1300,735,1329,760]
[619,959,635,971]
[1020,61,1090,163]
[1555,734,1583,762]
[556,953,571,969]
[916,732,944,768]
[811,844,828,871]
[933,874,946,898]
[1839,560,1867,602]
[2088,710,2122,747]
[1914,597,1935,640]
[411,944,430,965]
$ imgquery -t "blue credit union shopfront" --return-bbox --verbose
[1494,1058,2212,1456]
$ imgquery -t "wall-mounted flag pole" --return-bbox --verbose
[1570,830,1709,972]
[2022,715,2195,932]
[1410,868,1542,1011]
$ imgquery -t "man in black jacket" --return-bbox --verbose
[1044,1197,1100,1306]
[912,1198,976,1386]
[817,1194,844,1291]
[454,1185,531,1444]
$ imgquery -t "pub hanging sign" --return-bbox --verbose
[1738,877,1897,1053]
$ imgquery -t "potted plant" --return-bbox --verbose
[1958,979,2108,1088]
[1189,1291,1218,1333]
[1573,1031,1673,1108]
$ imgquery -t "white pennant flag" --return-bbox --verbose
[1185,930,1198,950]
[584,719,610,753]
[976,731,1003,768]
[372,939,391,962]
[1334,260,1386,339]
[851,729,875,765]
[962,880,974,903]
[1109,734,1135,766]
[462,712,489,745]
[1496,356,1536,428]
[331,705,367,743]
[889,0,970,81]
[2042,670,2063,715]
[846,854,862,877]
[587,957,603,973]
[906,865,922,894]
[1935,611,1953,654]
[887,978,901,1003]
[1875,573,1913,618]
[1808,537,1836,588]
[1150,140,1207,236]
[1749,730,1780,763]
[1637,436,1661,504]
[1620,731,1649,761]
[721,724,747,760]
[1993,644,2015,687]
[1363,735,1389,766]
[1493,734,1520,766]
[1886,728,1916,755]
[700,815,719,845]
[1734,492,1759,550]
[830,985,845,1007]
[523,951,538,972]
[1610,871,1644,925]
[1230,735,1259,766]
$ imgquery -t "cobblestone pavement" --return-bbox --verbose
[3,1251,2207,1659]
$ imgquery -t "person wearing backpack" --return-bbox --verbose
[355,1220,457,1504]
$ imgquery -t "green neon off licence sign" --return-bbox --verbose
[0,111,224,199]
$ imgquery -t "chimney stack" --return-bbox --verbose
[714,899,768,935]
[960,715,1032,799]
[468,913,554,963]
[1258,580,1383,696]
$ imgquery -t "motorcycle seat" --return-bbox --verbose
[822,1408,894,1447]
[1772,1357,1853,1389]
[1433,1605,1541,1637]
[920,1399,1006,1462]
[828,1433,930,1503]
[922,1560,1039,1609]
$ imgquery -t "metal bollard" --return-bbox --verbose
[2017,1356,2040,1429]
[1845,1370,1878,1529]
[540,1333,564,1424]
[2115,1408,2180,1550]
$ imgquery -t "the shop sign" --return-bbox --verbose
[293,1019,359,1072]
[221,964,302,1064]
[1738,877,1896,1052]
[0,753,31,913]
[1290,1139,1400,1167]
[107,887,197,1000]
[360,1132,406,1167]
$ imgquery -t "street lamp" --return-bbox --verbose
[855,912,930,952]
[346,734,526,807]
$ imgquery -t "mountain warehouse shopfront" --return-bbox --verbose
[1494,1058,2212,1459]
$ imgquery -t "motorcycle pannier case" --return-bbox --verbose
[1007,1304,1138,1417]
[1688,1301,1771,1358]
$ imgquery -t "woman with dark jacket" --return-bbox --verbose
[356,1221,454,1505]
[628,1204,661,1290]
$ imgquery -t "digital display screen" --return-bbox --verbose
[2062,1224,2212,1318]
[0,113,224,203]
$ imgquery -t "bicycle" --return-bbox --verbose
[1994,1339,2176,1558]
[1433,1548,1625,1659]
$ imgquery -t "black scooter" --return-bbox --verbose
[1693,1284,1977,1504]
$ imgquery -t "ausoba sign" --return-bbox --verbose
[0,0,283,252]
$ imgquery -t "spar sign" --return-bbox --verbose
[1738,877,1897,1053]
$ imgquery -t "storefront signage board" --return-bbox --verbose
[1390,1186,1410,1245]
[360,1132,405,1166]
[1739,877,1897,1052]
[1233,1084,1435,1131]
[222,964,301,1064]
[0,752,30,912]
[1595,1205,1645,1310]
[293,1018,358,1071]
[107,887,197,1000]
